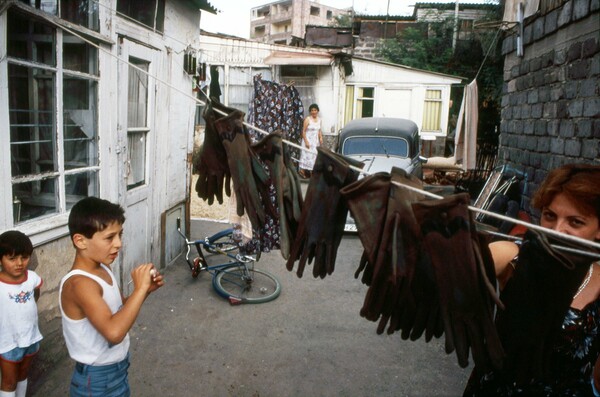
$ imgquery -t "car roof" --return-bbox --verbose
[339,117,419,140]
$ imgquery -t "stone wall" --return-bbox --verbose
[498,0,599,211]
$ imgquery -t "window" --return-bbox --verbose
[6,9,99,225]
[310,6,320,16]
[343,85,375,123]
[117,0,165,33]
[422,89,442,132]
[356,87,374,118]
[326,10,333,19]
[18,0,99,30]
[126,59,150,190]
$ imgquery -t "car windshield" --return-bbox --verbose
[341,136,409,158]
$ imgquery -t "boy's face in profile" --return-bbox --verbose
[78,221,124,265]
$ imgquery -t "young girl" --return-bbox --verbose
[0,230,43,397]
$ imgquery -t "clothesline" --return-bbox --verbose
[52,17,600,254]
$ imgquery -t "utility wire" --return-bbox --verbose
[26,8,600,253]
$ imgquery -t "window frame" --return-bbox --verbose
[1,6,102,244]
[422,88,443,133]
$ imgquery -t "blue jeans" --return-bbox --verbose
[70,354,131,397]
[0,342,40,363]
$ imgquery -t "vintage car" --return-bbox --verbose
[337,117,424,231]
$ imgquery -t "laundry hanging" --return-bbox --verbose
[454,80,479,171]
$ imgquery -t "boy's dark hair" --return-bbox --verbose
[308,103,319,112]
[0,230,33,257]
[68,197,126,239]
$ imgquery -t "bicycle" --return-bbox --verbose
[176,218,281,304]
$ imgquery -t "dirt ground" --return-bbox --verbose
[190,174,231,221]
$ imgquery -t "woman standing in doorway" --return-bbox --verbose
[299,103,323,179]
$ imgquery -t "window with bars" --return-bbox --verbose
[6,9,99,225]
[422,89,442,132]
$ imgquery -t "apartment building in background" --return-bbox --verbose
[250,0,351,45]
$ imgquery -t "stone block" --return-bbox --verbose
[580,79,598,97]
[533,17,545,41]
[583,97,600,117]
[543,102,557,118]
[582,37,599,58]
[535,120,547,135]
[568,99,584,117]
[527,89,539,104]
[524,119,535,135]
[531,103,543,118]
[582,139,599,158]
[523,23,533,45]
[594,120,600,138]
[573,0,590,20]
[552,84,565,101]
[551,137,566,154]
[539,86,551,102]
[536,136,550,152]
[548,119,561,136]
[554,48,567,65]
[513,104,522,119]
[560,119,575,137]
[514,119,524,134]
[565,81,579,98]
[591,54,599,76]
[567,41,583,62]
[564,139,582,156]
[522,104,532,118]
[558,1,573,27]
[545,10,559,35]
[557,100,569,118]
[534,70,547,86]
[530,57,542,72]
[576,119,593,137]
[527,137,538,150]
[568,59,590,79]
[511,64,521,78]
[520,60,530,74]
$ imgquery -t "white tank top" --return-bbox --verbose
[59,264,130,365]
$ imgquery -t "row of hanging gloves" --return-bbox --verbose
[194,100,596,384]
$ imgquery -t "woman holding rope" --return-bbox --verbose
[465,164,600,396]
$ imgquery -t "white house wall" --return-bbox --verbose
[345,58,462,137]
[0,0,202,369]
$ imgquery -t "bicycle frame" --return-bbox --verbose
[176,218,252,274]
[176,218,281,304]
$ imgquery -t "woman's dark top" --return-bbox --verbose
[464,297,600,396]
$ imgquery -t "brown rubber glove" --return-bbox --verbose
[359,168,424,336]
[412,193,504,371]
[495,229,597,384]
[286,147,363,278]
[340,172,391,285]
[194,100,233,205]
[215,110,268,231]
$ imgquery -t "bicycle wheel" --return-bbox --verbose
[212,265,281,304]
[205,229,238,254]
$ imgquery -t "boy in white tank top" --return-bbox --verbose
[60,197,164,396]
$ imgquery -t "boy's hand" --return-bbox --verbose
[131,264,164,293]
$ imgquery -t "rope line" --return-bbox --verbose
[24,8,600,253]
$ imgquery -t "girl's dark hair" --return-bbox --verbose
[68,197,126,239]
[0,230,33,257]
[308,103,319,112]
[531,164,600,219]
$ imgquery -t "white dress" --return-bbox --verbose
[299,117,321,171]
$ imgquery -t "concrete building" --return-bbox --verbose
[250,0,351,45]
